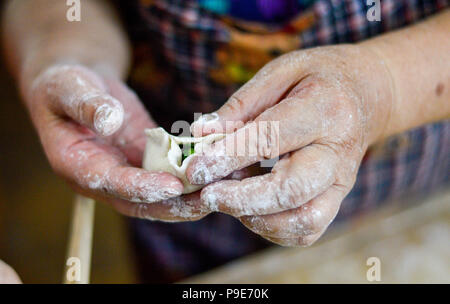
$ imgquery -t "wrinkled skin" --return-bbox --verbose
[22,64,208,220]
[186,45,395,246]
[23,45,395,246]
[4,1,449,252]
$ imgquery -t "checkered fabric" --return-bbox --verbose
[116,0,450,283]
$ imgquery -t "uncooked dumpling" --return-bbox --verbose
[143,128,224,194]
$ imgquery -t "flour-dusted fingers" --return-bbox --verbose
[240,185,348,241]
[31,64,156,167]
[45,117,183,204]
[30,64,124,136]
[110,191,209,222]
[187,83,335,186]
[102,77,156,166]
[187,45,396,187]
[190,51,317,137]
[199,144,341,217]
[3,1,192,218]
[187,45,395,247]
[22,63,183,210]
[111,165,264,222]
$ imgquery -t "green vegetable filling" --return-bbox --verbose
[180,143,195,162]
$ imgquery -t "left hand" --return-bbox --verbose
[186,45,395,246]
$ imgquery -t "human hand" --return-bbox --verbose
[21,64,186,217]
[0,260,21,284]
[187,45,395,246]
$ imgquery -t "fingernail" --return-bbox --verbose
[162,187,183,197]
[194,112,219,124]
[191,112,219,134]
[94,102,124,136]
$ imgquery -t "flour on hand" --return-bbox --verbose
[143,128,224,194]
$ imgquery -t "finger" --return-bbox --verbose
[199,144,339,216]
[44,119,183,203]
[240,185,347,239]
[33,65,124,136]
[187,88,331,185]
[104,78,156,166]
[263,228,325,247]
[0,260,21,284]
[109,191,209,222]
[111,165,264,221]
[191,51,310,137]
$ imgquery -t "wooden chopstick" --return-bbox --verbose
[63,195,95,284]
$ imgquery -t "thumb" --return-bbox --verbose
[191,53,306,137]
[32,64,124,136]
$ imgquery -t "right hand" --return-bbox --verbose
[21,64,186,217]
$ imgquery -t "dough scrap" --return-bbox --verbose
[143,127,224,194]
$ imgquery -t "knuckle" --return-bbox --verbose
[256,122,279,159]
[226,95,245,113]
[277,177,306,209]
[332,134,360,156]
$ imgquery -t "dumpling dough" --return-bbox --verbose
[143,127,224,194]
